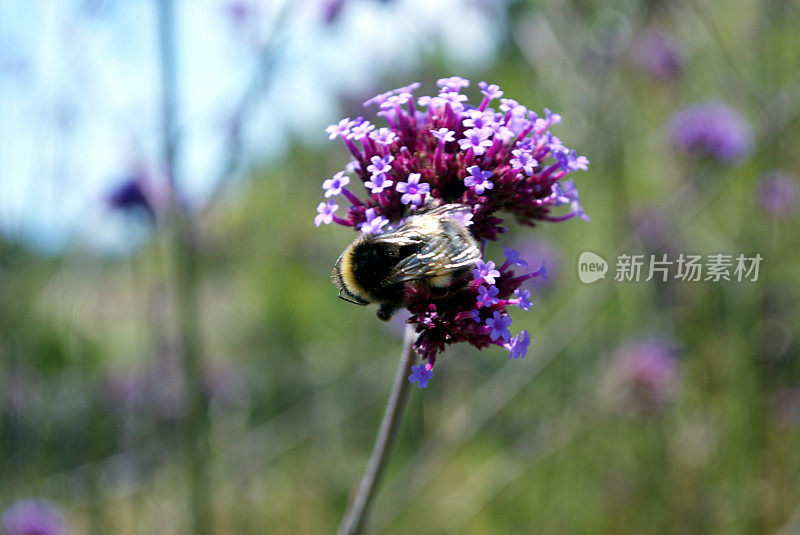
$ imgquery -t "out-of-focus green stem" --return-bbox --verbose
[171,214,211,535]
[338,325,417,535]
[156,0,211,533]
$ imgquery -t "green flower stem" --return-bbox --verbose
[338,325,418,535]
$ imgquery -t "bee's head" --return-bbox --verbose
[332,243,371,306]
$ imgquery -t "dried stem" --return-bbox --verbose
[337,324,418,535]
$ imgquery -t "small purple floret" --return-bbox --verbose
[367,154,394,176]
[314,201,338,227]
[359,208,389,235]
[464,166,494,195]
[436,76,470,91]
[408,364,433,388]
[510,149,538,176]
[325,118,353,140]
[503,247,528,268]
[513,288,533,311]
[370,127,398,145]
[431,128,456,142]
[477,285,500,306]
[396,173,430,205]
[458,128,493,155]
[472,259,501,285]
[479,81,503,100]
[322,171,350,198]
[364,173,393,194]
[507,330,530,360]
[486,311,513,341]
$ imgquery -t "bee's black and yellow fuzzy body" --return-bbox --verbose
[332,203,481,320]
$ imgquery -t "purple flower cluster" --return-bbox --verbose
[1,499,66,535]
[318,77,590,385]
[669,101,753,162]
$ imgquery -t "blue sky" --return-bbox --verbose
[0,0,501,254]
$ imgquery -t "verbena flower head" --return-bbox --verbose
[1,499,66,535]
[317,78,590,387]
[669,101,753,162]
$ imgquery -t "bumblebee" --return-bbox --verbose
[333,203,481,321]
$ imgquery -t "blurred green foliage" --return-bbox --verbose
[3,0,800,533]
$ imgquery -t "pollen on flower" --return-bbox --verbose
[316,78,589,383]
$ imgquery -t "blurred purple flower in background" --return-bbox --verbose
[1,499,67,535]
[322,0,348,24]
[614,338,680,413]
[107,179,155,221]
[629,206,678,252]
[106,165,169,222]
[97,357,247,418]
[669,101,753,162]
[97,371,148,412]
[203,363,248,408]
[758,171,799,217]
[3,370,35,411]
[222,0,258,28]
[771,387,800,428]
[634,30,684,80]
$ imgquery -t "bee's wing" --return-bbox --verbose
[388,217,481,284]
[415,202,469,218]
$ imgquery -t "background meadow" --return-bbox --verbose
[2,0,800,533]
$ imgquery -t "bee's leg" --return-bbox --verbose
[376,301,401,321]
